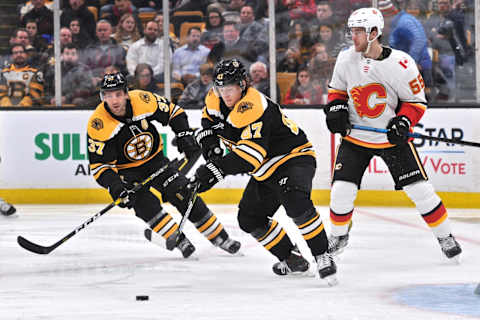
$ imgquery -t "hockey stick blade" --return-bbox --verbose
[16,163,173,255]
[17,235,55,254]
[165,182,200,250]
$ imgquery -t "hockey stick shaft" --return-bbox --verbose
[351,124,480,148]
[17,162,172,255]
[165,182,199,250]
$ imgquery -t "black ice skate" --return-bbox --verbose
[328,234,349,255]
[272,246,310,276]
[438,234,462,262]
[0,199,16,216]
[218,237,241,254]
[176,233,196,258]
[315,253,338,286]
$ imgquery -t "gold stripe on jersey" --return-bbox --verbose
[251,142,315,181]
[344,135,394,149]
[257,219,287,250]
[298,213,324,240]
[232,140,267,170]
[87,104,124,142]
[1,65,40,73]
[408,141,428,179]
[90,162,118,180]
[227,88,267,129]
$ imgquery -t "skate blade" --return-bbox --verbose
[323,274,339,287]
[448,254,461,265]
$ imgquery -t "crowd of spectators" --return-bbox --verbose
[0,0,476,107]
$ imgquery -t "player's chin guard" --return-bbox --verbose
[213,58,248,93]
[100,72,128,100]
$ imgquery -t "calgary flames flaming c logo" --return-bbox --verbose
[351,83,387,118]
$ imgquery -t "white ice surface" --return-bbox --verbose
[1,204,479,320]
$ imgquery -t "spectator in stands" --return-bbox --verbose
[172,27,210,86]
[277,46,303,73]
[310,2,343,43]
[283,0,316,21]
[131,0,160,12]
[112,13,142,51]
[100,0,138,28]
[0,44,44,107]
[223,0,247,22]
[25,19,48,53]
[44,43,95,106]
[239,5,268,59]
[83,20,127,85]
[130,63,161,94]
[208,21,259,68]
[178,63,213,109]
[249,61,279,96]
[60,0,96,40]
[70,18,93,49]
[201,8,225,49]
[307,42,335,97]
[379,0,433,99]
[20,0,53,19]
[288,22,314,61]
[154,12,179,51]
[317,23,343,57]
[283,66,322,105]
[21,0,54,37]
[126,20,169,81]
[424,0,470,100]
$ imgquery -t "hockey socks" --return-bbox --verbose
[193,211,241,254]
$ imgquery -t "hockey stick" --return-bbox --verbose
[17,161,176,255]
[351,124,480,148]
[165,181,200,250]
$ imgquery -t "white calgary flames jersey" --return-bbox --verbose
[328,46,427,148]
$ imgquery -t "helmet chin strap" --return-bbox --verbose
[364,30,379,56]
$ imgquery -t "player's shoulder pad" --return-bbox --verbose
[205,87,220,111]
[389,48,419,75]
[87,103,122,142]
[228,87,267,128]
[129,89,159,119]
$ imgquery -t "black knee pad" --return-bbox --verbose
[237,208,269,234]
[281,184,313,219]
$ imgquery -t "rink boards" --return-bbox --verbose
[0,108,479,207]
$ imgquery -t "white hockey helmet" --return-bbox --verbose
[347,7,384,37]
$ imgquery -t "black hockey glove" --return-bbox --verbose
[386,115,411,145]
[325,103,351,137]
[108,182,136,209]
[190,162,224,193]
[196,128,223,161]
[176,130,200,159]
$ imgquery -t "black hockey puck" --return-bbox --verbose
[136,295,149,301]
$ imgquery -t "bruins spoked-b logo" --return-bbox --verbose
[139,92,150,103]
[237,101,253,113]
[124,132,154,161]
[91,118,104,130]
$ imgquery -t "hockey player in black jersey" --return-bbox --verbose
[191,59,337,285]
[87,73,240,258]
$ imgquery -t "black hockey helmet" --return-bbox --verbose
[100,72,128,99]
[213,58,248,90]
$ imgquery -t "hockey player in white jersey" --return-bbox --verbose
[324,7,461,261]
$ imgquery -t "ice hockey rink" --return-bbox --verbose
[1,204,479,320]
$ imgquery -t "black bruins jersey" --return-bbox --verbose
[202,87,315,181]
[87,89,189,188]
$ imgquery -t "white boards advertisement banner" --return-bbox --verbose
[0,108,479,192]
